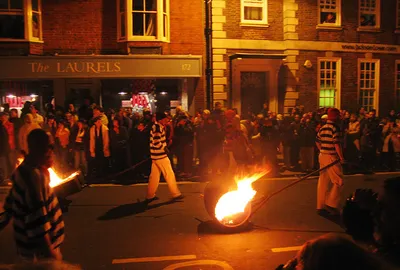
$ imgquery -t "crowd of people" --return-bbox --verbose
[1,99,400,183]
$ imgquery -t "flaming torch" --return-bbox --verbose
[203,170,269,232]
[16,158,82,198]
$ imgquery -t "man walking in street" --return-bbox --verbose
[316,108,345,216]
[146,112,183,203]
[0,129,64,261]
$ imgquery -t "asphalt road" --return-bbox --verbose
[0,172,398,270]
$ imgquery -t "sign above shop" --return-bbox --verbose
[0,55,202,79]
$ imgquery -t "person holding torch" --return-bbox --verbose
[0,129,64,261]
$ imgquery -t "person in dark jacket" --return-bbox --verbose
[299,116,316,172]
[174,112,194,178]
[196,110,221,176]
[130,121,151,179]
[110,118,130,179]
[72,119,89,177]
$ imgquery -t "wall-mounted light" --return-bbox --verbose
[30,94,38,98]
[303,60,313,69]
[160,92,168,95]
[7,94,16,98]
[138,92,147,95]
[118,92,127,96]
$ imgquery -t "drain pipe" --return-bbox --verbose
[205,0,213,109]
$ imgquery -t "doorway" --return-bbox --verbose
[231,55,285,115]
[240,71,268,116]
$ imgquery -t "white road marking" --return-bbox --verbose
[112,255,197,264]
[164,260,234,270]
[271,246,302,253]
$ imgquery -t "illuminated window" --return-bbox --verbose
[241,0,268,25]
[359,0,380,29]
[117,0,169,42]
[397,0,400,29]
[318,0,341,27]
[0,0,42,41]
[318,58,341,108]
[358,59,380,113]
[396,61,400,106]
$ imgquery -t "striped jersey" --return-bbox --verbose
[316,120,341,155]
[0,161,65,258]
[150,122,168,160]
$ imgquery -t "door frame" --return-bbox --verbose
[231,56,284,116]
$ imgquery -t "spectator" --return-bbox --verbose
[18,114,41,155]
[89,116,110,182]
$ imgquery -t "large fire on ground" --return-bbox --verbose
[16,158,79,188]
[214,170,269,227]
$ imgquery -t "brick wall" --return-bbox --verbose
[298,0,399,44]
[43,0,113,54]
[297,51,400,114]
[224,0,283,40]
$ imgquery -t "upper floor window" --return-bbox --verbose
[358,59,380,113]
[241,0,268,25]
[117,0,169,42]
[0,0,42,41]
[359,0,380,29]
[318,0,341,27]
[318,58,341,108]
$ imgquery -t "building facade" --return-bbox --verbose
[0,0,205,114]
[211,0,400,115]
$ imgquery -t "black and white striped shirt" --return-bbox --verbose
[150,122,168,160]
[0,161,64,257]
[316,120,341,155]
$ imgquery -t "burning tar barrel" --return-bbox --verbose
[203,180,253,232]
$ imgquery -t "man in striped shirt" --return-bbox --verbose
[146,112,183,203]
[0,129,64,261]
[316,108,345,216]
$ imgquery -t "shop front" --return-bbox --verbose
[0,55,202,114]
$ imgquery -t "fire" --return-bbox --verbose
[214,171,268,225]
[48,168,79,188]
[16,158,79,188]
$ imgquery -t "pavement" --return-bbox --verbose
[0,171,399,270]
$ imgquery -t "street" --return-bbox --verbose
[0,172,398,270]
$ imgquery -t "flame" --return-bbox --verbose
[16,158,79,188]
[214,171,268,225]
[48,168,79,188]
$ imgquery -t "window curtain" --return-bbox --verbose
[145,0,156,36]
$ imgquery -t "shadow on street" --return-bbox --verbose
[98,200,181,220]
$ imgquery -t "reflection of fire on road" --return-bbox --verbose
[16,157,79,188]
[214,170,269,228]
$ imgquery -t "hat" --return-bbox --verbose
[321,114,328,120]
[155,112,167,121]
[328,108,340,120]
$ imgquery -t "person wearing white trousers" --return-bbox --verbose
[316,108,345,215]
[146,112,183,202]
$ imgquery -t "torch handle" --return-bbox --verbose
[250,159,341,217]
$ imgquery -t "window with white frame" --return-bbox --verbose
[318,0,341,26]
[397,0,400,29]
[318,58,341,108]
[117,0,169,41]
[358,59,380,113]
[396,61,400,106]
[241,0,268,25]
[0,0,42,41]
[359,0,380,28]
